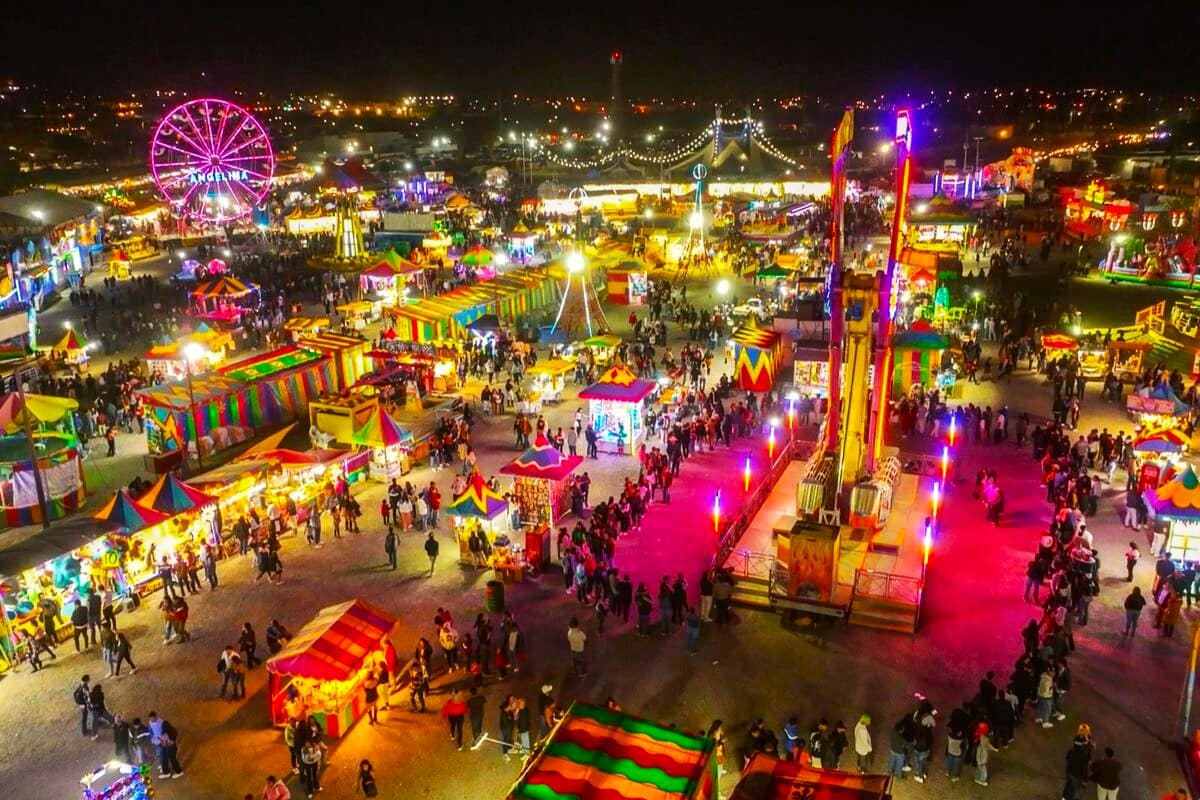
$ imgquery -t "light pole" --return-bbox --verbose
[183,342,204,474]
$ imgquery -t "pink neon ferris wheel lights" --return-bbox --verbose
[149,98,275,226]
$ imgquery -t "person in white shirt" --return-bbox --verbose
[566,617,587,677]
[854,714,872,773]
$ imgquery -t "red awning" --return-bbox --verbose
[266,599,397,681]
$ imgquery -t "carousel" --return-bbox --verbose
[190,276,261,325]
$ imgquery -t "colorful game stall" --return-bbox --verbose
[386,268,559,342]
[731,317,783,393]
[1147,465,1200,562]
[296,333,369,392]
[731,753,892,800]
[891,321,950,397]
[310,391,380,447]
[0,394,86,526]
[352,406,415,479]
[52,329,91,366]
[266,599,398,738]
[144,326,236,379]
[580,364,656,456]
[501,433,583,529]
[80,761,155,800]
[1127,384,1193,430]
[606,267,649,305]
[447,471,511,564]
[526,359,574,404]
[507,702,718,800]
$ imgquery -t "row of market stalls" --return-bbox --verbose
[387,267,561,342]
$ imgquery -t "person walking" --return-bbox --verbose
[684,606,700,654]
[425,532,440,576]
[567,617,587,676]
[363,669,380,725]
[152,714,183,779]
[945,726,964,782]
[262,775,291,800]
[442,690,467,749]
[1125,542,1140,582]
[1063,732,1092,800]
[1091,747,1121,800]
[854,715,873,773]
[299,738,327,797]
[383,527,398,570]
[112,632,136,676]
[974,725,997,786]
[467,686,487,746]
[74,674,93,737]
[1123,586,1146,636]
[71,602,91,652]
[239,622,261,668]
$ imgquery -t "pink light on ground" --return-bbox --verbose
[743,457,751,493]
[940,446,950,482]
[948,416,957,446]
[712,490,722,532]
[767,426,776,459]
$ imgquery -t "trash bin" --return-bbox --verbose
[486,580,505,613]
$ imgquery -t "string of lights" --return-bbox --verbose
[531,115,798,170]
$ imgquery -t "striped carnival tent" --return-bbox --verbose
[137,474,216,515]
[266,599,397,681]
[447,470,508,520]
[92,490,173,534]
[508,702,717,800]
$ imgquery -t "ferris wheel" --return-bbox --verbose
[149,98,275,226]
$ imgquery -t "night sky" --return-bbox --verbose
[11,2,1200,97]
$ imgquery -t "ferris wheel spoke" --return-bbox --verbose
[220,130,268,161]
[213,104,232,160]
[200,99,217,157]
[215,115,253,159]
[160,120,211,162]
[178,104,214,158]
[152,138,210,164]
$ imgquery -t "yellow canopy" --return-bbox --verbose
[336,301,375,315]
[527,358,575,377]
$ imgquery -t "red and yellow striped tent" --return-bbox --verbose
[508,703,716,800]
[731,317,782,393]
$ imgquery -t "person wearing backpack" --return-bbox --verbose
[73,675,93,736]
[357,759,378,797]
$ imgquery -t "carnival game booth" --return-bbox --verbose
[891,321,952,398]
[367,339,461,397]
[352,406,415,480]
[501,433,583,533]
[145,326,236,380]
[310,391,380,447]
[507,702,718,800]
[282,316,330,342]
[190,276,261,326]
[1131,428,1189,493]
[0,393,87,526]
[731,317,783,393]
[526,359,574,405]
[1042,333,1078,356]
[1127,384,1193,430]
[385,267,559,342]
[266,599,398,738]
[296,333,369,392]
[447,471,512,568]
[575,334,622,366]
[606,265,649,305]
[581,364,656,456]
[731,753,892,800]
[1146,466,1200,563]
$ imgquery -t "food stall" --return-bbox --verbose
[1131,428,1189,493]
[352,406,414,479]
[266,599,398,738]
[526,359,574,404]
[580,364,657,456]
[501,431,583,536]
[577,334,622,366]
[606,267,649,305]
[447,471,514,571]
[368,340,460,396]
[731,754,892,800]
[336,300,381,332]
[310,391,380,447]
[297,333,370,392]
[1041,333,1078,355]
[1127,384,1193,430]
[282,316,330,342]
[891,321,951,398]
[730,317,783,393]
[1147,465,1200,563]
[507,702,718,800]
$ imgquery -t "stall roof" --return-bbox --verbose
[580,364,657,403]
[352,407,415,448]
[92,490,173,534]
[266,599,398,681]
[447,470,508,520]
[507,702,714,800]
[730,317,781,349]
[1146,464,1200,520]
[0,515,109,578]
[138,474,216,515]
[0,188,99,227]
[501,433,584,481]
[192,275,256,299]
[188,458,272,488]
[0,393,78,434]
[136,373,247,410]
[731,753,891,800]
[526,359,575,377]
[892,320,949,351]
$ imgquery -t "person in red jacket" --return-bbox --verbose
[441,690,468,750]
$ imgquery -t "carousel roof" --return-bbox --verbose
[461,244,494,266]
[1147,465,1200,520]
[501,433,583,481]
[192,275,255,299]
[92,490,173,534]
[138,474,216,515]
[54,329,88,351]
[351,408,414,448]
[447,470,508,520]
[579,364,657,403]
[754,263,791,279]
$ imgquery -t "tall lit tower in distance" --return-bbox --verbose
[609,50,623,142]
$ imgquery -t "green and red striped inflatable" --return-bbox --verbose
[509,704,716,800]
